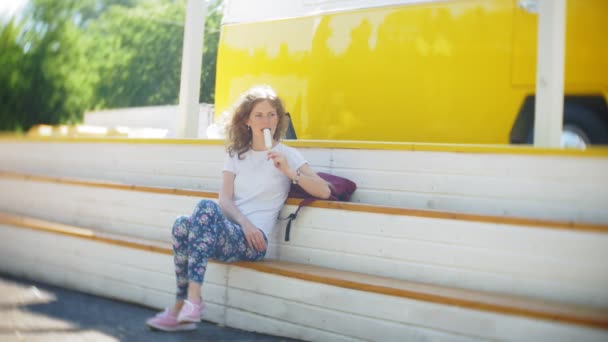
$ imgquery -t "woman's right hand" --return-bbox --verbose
[241,221,267,252]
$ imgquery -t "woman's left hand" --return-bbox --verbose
[241,220,267,252]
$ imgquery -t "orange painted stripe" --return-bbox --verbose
[0,171,218,199]
[0,212,172,256]
[2,171,607,233]
[1,212,607,330]
[292,200,608,234]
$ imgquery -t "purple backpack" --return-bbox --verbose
[283,172,356,241]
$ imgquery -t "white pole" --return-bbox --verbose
[533,0,566,148]
[176,0,207,138]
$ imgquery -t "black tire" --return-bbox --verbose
[527,104,608,145]
[563,104,608,144]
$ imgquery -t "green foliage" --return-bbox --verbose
[0,0,223,132]
[0,1,99,131]
[0,19,28,130]
[87,1,186,108]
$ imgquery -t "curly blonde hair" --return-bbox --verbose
[226,85,287,159]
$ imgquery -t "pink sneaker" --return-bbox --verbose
[146,308,196,332]
[177,300,206,323]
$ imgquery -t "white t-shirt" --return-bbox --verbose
[223,143,307,237]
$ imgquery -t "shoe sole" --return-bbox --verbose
[177,308,206,324]
[146,321,197,332]
[177,316,202,324]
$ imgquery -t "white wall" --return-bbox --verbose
[84,104,214,138]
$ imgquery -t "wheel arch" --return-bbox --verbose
[510,95,608,144]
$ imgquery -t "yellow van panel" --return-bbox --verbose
[215,0,606,144]
[512,0,608,89]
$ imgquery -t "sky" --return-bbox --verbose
[0,0,28,19]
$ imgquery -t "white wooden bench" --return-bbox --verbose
[1,212,606,341]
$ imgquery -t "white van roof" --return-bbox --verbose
[223,0,433,24]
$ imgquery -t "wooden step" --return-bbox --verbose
[1,138,607,223]
[1,170,606,232]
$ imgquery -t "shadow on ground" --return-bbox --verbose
[0,273,300,341]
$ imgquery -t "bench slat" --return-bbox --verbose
[1,171,606,233]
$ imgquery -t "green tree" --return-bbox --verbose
[0,1,102,131]
[0,0,223,132]
[88,0,223,108]
[0,19,29,131]
[87,1,186,108]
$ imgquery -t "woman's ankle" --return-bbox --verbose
[186,296,202,305]
[186,281,202,303]
[171,300,184,315]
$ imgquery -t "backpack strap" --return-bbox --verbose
[284,197,316,241]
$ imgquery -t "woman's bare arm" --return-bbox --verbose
[267,150,331,199]
[218,171,267,251]
[289,163,331,199]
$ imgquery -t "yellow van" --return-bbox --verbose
[214,0,608,146]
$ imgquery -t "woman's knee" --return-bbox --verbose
[194,199,221,216]
[172,215,190,237]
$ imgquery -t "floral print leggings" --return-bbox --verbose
[171,199,267,300]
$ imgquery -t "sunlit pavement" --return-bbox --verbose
[0,274,298,342]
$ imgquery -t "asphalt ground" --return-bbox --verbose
[0,273,300,342]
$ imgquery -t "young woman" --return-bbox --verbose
[146,85,330,331]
